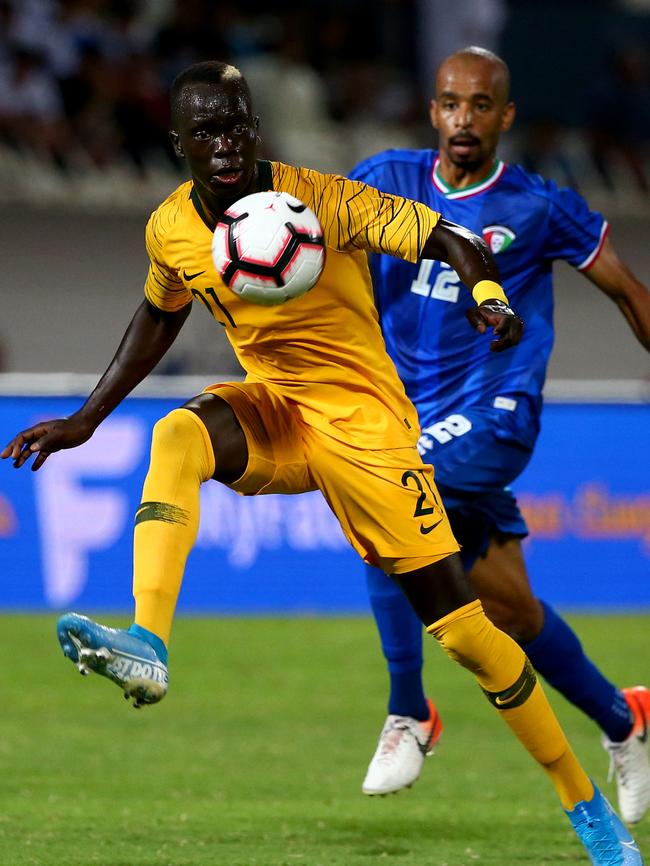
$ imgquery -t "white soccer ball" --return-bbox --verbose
[212,190,326,306]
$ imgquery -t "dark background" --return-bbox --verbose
[0,0,649,381]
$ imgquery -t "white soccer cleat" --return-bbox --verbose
[362,699,443,796]
[603,686,650,824]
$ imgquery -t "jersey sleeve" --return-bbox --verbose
[541,181,608,271]
[143,209,192,311]
[276,163,440,264]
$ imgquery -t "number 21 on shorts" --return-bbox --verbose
[401,469,444,535]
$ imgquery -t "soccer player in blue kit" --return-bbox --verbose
[350,46,650,823]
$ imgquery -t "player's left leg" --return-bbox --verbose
[361,405,536,793]
[394,556,593,807]
[471,537,632,738]
[303,430,642,859]
[393,556,643,864]
[471,535,650,824]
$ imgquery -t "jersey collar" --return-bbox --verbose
[431,155,506,200]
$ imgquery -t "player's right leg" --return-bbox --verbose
[58,394,241,704]
[57,613,170,708]
[58,384,312,706]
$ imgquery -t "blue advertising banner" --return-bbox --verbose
[0,396,648,612]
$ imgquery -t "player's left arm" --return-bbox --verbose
[422,218,524,352]
[310,170,523,350]
[582,237,650,351]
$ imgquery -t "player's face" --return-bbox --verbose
[170,81,259,211]
[430,58,514,171]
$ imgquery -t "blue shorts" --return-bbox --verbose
[418,402,538,570]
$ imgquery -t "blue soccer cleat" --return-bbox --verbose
[566,784,644,865]
[57,613,168,708]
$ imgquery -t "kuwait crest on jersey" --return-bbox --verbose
[483,225,516,254]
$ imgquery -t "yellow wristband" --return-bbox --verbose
[472,279,509,306]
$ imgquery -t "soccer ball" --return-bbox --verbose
[212,190,326,306]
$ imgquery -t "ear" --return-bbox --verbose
[429,98,439,131]
[501,101,516,133]
[169,130,184,158]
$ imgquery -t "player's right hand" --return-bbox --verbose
[1,416,95,471]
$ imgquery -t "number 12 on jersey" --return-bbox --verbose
[410,261,462,303]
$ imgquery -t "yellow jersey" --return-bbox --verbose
[144,160,440,448]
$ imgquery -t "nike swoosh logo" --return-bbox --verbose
[183,270,205,281]
[420,518,443,535]
[69,633,84,655]
[622,841,640,851]
[495,681,527,707]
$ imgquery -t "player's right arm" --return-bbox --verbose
[582,237,650,351]
[1,299,191,470]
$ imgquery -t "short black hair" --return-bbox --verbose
[170,61,253,125]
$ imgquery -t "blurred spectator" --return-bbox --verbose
[238,13,344,171]
[0,0,648,199]
[114,50,177,174]
[152,0,228,88]
[520,120,581,191]
[0,44,73,168]
[58,44,120,168]
[416,0,506,95]
[588,42,650,192]
[10,0,108,80]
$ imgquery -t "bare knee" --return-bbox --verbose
[393,553,477,626]
[482,594,544,644]
[469,537,544,644]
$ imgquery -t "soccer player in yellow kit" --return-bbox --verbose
[2,62,642,864]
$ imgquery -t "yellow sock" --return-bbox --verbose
[133,408,215,646]
[427,600,593,810]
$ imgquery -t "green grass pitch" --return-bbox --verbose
[1,613,648,865]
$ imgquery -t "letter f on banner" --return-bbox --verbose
[33,418,145,606]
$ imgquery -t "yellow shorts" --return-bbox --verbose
[205,382,459,574]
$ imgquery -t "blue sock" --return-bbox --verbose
[127,623,169,664]
[522,601,632,742]
[365,564,429,720]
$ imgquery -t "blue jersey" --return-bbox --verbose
[349,150,608,445]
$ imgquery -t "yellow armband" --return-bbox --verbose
[472,280,509,306]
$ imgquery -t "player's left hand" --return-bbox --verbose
[465,299,524,352]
